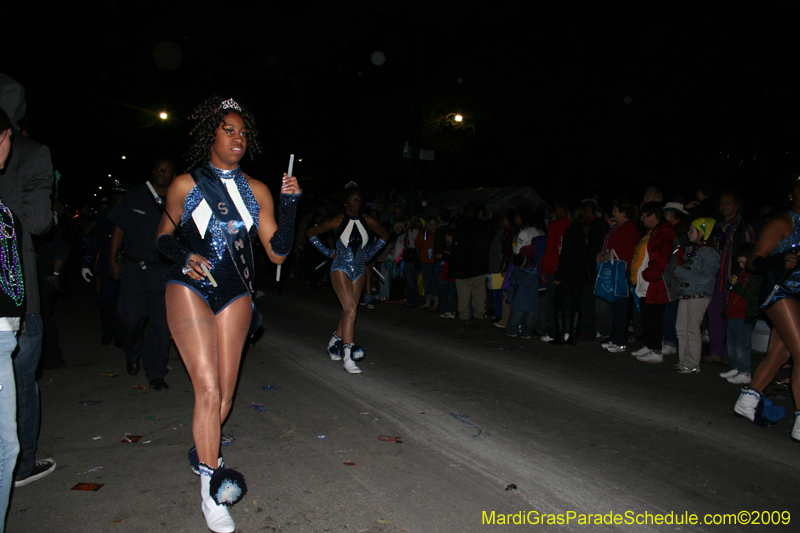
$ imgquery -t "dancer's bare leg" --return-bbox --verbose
[216,296,252,422]
[166,285,251,466]
[331,271,366,344]
[750,328,790,392]
[762,298,800,409]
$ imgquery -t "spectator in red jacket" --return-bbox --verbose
[598,198,641,353]
[540,199,571,342]
[631,202,677,363]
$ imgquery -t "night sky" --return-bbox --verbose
[5,2,800,213]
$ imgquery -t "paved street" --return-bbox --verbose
[6,278,799,532]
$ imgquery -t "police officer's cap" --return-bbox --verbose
[111,179,132,193]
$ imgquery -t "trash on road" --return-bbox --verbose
[92,436,102,440]
[78,400,103,406]
[77,466,103,475]
[100,373,118,377]
[221,433,236,446]
[318,435,326,439]
[505,484,517,492]
[343,462,356,466]
[132,385,145,390]
[378,435,403,443]
[121,433,141,443]
[261,385,281,390]
[248,403,267,414]
[72,483,104,491]
[450,412,482,437]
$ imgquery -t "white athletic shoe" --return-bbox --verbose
[342,344,362,374]
[733,387,761,421]
[792,411,800,442]
[728,372,752,385]
[661,344,677,355]
[606,344,626,353]
[600,341,614,349]
[636,351,663,363]
[540,335,555,342]
[632,346,652,357]
[719,369,739,379]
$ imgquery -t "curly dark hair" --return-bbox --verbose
[341,181,361,204]
[184,95,263,171]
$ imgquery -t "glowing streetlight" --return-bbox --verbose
[454,114,463,122]
[121,156,126,160]
[159,112,168,120]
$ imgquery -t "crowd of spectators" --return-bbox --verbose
[293,183,785,387]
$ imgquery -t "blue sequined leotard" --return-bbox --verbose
[759,210,800,312]
[166,165,260,314]
[331,215,369,281]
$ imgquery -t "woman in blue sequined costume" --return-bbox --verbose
[306,182,389,374]
[155,96,301,533]
[733,175,800,442]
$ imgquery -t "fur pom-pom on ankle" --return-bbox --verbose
[209,468,247,506]
[352,345,365,362]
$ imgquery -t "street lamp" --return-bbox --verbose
[445,112,463,124]
[159,112,168,120]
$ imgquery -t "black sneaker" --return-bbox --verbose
[14,458,56,487]
[126,357,140,375]
[149,378,169,391]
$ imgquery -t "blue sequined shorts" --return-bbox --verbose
[166,279,250,315]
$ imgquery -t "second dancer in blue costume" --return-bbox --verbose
[306,182,389,373]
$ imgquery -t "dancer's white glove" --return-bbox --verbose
[81,268,93,283]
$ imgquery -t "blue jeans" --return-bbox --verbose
[0,331,19,528]
[493,289,505,320]
[420,263,439,302]
[403,262,420,306]
[507,310,534,337]
[12,314,42,480]
[726,318,754,373]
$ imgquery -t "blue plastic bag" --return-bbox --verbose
[594,252,628,303]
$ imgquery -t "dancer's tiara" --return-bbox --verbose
[220,98,242,112]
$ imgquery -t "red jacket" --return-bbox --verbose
[601,219,640,266]
[641,220,676,304]
[541,216,570,276]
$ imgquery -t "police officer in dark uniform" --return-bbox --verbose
[82,178,131,347]
[108,158,175,390]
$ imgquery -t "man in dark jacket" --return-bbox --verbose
[0,74,56,487]
[449,204,493,321]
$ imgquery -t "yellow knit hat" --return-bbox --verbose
[691,217,715,242]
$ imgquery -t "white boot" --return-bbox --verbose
[199,463,235,533]
[327,332,342,361]
[342,343,361,374]
[792,411,800,442]
[733,387,762,421]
